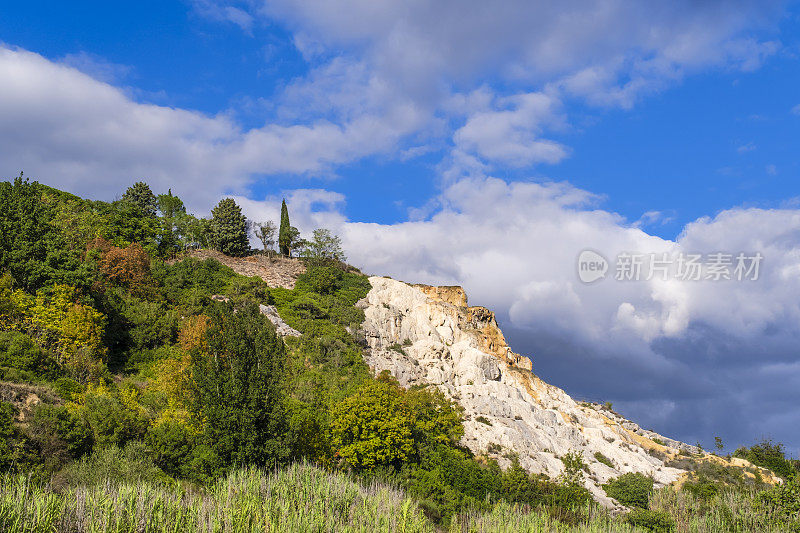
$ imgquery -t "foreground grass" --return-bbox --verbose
[1,462,796,532]
[0,463,433,533]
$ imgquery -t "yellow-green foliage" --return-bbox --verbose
[66,383,148,448]
[0,276,106,380]
[331,379,415,469]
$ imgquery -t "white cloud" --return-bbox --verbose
[737,142,757,153]
[0,46,419,211]
[453,92,569,166]
[192,0,255,32]
[189,1,786,171]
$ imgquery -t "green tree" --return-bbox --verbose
[121,181,157,217]
[300,228,347,264]
[252,220,277,252]
[734,439,798,480]
[330,379,415,470]
[278,199,290,256]
[157,189,185,219]
[0,176,53,291]
[157,189,187,256]
[286,226,305,257]
[189,301,290,468]
[209,198,249,257]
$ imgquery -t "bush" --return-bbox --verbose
[0,331,59,380]
[0,401,38,473]
[603,472,654,508]
[76,384,148,448]
[54,441,171,487]
[594,451,614,468]
[146,419,199,479]
[734,439,798,480]
[626,508,676,532]
[330,379,414,470]
[682,478,720,500]
[28,404,93,467]
[758,474,800,525]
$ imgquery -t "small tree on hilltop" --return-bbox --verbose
[157,189,185,219]
[301,228,347,264]
[122,181,157,217]
[278,199,290,257]
[252,221,277,253]
[286,226,306,257]
[209,198,249,257]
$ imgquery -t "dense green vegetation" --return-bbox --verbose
[0,175,798,532]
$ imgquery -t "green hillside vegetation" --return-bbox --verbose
[0,175,798,532]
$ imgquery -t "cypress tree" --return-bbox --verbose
[278,199,290,256]
[209,198,250,257]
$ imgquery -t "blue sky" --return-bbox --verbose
[2,1,800,452]
[3,1,798,237]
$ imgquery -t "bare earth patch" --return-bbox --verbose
[187,249,306,289]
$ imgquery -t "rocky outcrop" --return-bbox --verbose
[189,249,306,289]
[259,304,301,337]
[357,276,779,506]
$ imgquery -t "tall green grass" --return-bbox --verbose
[0,462,433,533]
[2,462,796,532]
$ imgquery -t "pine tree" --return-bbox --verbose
[209,198,250,257]
[278,199,290,257]
[121,181,157,217]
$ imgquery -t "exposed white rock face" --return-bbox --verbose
[259,304,301,337]
[211,295,301,337]
[357,276,700,506]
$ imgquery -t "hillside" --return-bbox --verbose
[1,178,798,532]
[184,247,784,502]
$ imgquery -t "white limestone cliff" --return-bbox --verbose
[356,276,779,506]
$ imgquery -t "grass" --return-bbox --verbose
[2,462,797,532]
[0,462,433,533]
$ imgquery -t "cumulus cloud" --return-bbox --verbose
[0,46,420,211]
[453,92,568,166]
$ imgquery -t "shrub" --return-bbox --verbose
[603,472,654,508]
[72,384,148,448]
[28,404,93,466]
[0,401,38,473]
[0,331,59,380]
[626,508,676,532]
[594,451,614,468]
[55,441,170,487]
[757,474,800,524]
[682,478,720,500]
[146,419,199,479]
[734,439,798,480]
[559,451,586,486]
[330,379,414,470]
